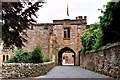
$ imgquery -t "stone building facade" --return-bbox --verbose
[1,16,89,66]
[25,16,88,65]
[51,16,87,65]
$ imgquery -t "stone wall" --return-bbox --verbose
[80,43,120,78]
[1,17,88,65]
[2,62,55,79]
[52,20,87,65]
[62,52,74,64]
[23,24,53,53]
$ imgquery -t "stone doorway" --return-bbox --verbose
[58,47,75,66]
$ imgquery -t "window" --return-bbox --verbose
[64,28,70,39]
[3,55,5,62]
[6,55,9,60]
[31,26,33,30]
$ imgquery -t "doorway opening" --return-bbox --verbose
[58,47,75,66]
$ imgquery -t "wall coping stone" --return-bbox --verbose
[83,42,120,55]
[2,62,54,65]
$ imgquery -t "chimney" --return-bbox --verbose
[83,16,87,24]
[76,17,78,20]
[84,16,87,19]
[78,16,82,20]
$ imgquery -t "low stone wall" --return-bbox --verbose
[2,62,55,79]
[80,43,120,78]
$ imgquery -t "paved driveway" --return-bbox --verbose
[2,66,111,80]
[35,66,109,78]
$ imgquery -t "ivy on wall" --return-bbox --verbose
[81,23,103,54]
[80,1,120,54]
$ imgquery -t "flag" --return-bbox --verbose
[67,3,69,16]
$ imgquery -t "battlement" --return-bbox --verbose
[53,16,87,25]
[30,16,88,30]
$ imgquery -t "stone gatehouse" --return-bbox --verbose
[1,16,89,66]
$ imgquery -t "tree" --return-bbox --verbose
[81,23,103,54]
[81,1,120,54]
[99,1,120,45]
[80,1,120,54]
[2,0,45,50]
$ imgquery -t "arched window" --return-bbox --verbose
[6,55,9,60]
[3,55,5,62]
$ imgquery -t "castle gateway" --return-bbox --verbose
[1,16,89,66]
[28,16,89,66]
[50,16,88,65]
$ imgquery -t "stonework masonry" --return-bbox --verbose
[2,62,55,79]
[23,16,88,65]
[1,16,89,65]
[80,42,120,78]
[62,52,74,64]
[23,23,53,53]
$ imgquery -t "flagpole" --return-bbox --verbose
[67,2,70,19]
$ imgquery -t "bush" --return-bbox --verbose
[6,49,32,63]
[43,57,50,62]
[31,46,43,63]
[6,56,18,63]
[6,46,44,63]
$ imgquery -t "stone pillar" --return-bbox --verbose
[75,51,79,66]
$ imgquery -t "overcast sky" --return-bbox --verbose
[35,0,110,25]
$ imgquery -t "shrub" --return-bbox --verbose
[6,49,32,63]
[31,46,43,63]
[6,46,44,63]
[43,57,50,62]
[6,56,18,63]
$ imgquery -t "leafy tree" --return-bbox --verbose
[81,23,103,54]
[2,0,45,50]
[99,1,120,45]
[81,1,120,54]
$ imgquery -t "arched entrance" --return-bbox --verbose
[58,47,76,66]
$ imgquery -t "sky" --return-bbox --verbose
[35,0,110,25]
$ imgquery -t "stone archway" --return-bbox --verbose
[58,47,76,66]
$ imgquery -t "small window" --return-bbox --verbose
[64,28,70,39]
[3,55,5,62]
[31,26,33,30]
[6,55,9,60]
